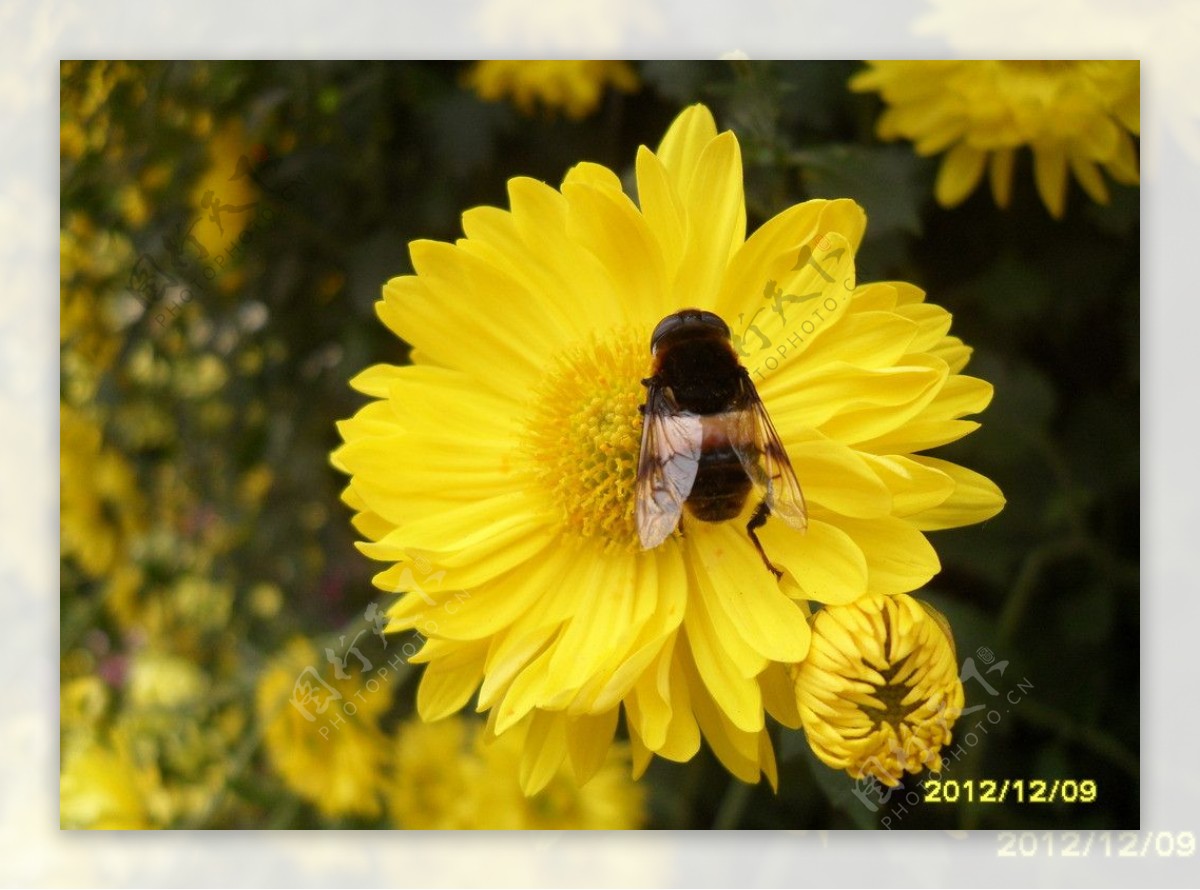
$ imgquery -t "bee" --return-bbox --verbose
[635,308,807,578]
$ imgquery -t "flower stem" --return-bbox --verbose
[712,778,754,829]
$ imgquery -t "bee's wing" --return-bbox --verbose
[636,383,702,549]
[729,375,808,531]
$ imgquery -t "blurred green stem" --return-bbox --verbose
[712,778,753,829]
[1016,699,1139,778]
[997,537,1086,643]
[184,702,273,828]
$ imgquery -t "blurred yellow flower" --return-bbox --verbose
[61,676,111,734]
[335,103,1003,791]
[60,213,136,403]
[60,733,163,829]
[188,120,262,263]
[60,61,145,162]
[117,182,151,229]
[60,404,147,580]
[795,594,963,786]
[256,638,392,819]
[387,716,644,829]
[850,60,1139,217]
[127,650,209,710]
[465,60,638,118]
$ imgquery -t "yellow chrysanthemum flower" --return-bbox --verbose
[465,60,639,119]
[60,213,137,404]
[61,676,110,734]
[60,403,147,580]
[850,60,1140,218]
[795,594,963,786]
[256,638,392,819]
[387,715,643,829]
[60,732,164,829]
[334,103,1003,793]
[188,120,262,266]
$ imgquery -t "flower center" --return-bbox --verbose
[522,328,650,551]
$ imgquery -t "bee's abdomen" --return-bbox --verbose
[686,448,751,522]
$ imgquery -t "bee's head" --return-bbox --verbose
[650,309,731,354]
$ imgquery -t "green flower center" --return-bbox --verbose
[523,329,649,551]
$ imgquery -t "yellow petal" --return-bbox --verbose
[348,363,412,398]
[893,302,953,355]
[495,639,563,734]
[1033,142,1069,218]
[935,143,987,207]
[655,103,719,196]
[504,176,629,333]
[1069,151,1110,204]
[816,198,868,254]
[478,627,551,713]
[889,280,927,307]
[675,131,747,309]
[570,548,686,715]
[656,654,702,761]
[383,243,553,386]
[333,399,403,445]
[855,373,992,453]
[417,536,571,641]
[623,635,677,750]
[349,506,392,543]
[566,708,619,785]
[635,145,686,275]
[622,631,703,764]
[989,148,1016,208]
[837,516,941,596]
[563,180,671,322]
[627,724,654,779]
[519,710,569,795]
[723,232,858,380]
[757,518,868,605]
[690,522,812,663]
[490,548,619,728]
[712,198,829,322]
[859,453,956,517]
[787,309,918,371]
[459,205,590,344]
[771,357,947,446]
[416,642,487,720]
[908,456,1006,530]
[544,553,638,696]
[682,646,770,784]
[931,336,973,374]
[341,440,525,528]
[477,548,593,710]
[848,280,901,313]
[683,569,764,733]
[562,160,624,191]
[1104,130,1139,185]
[859,418,981,454]
[787,430,895,519]
[358,490,552,560]
[759,661,802,729]
[759,728,779,792]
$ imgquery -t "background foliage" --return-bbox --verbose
[60,60,1138,829]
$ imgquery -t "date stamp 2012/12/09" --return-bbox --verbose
[924,778,1097,804]
[998,831,1195,858]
